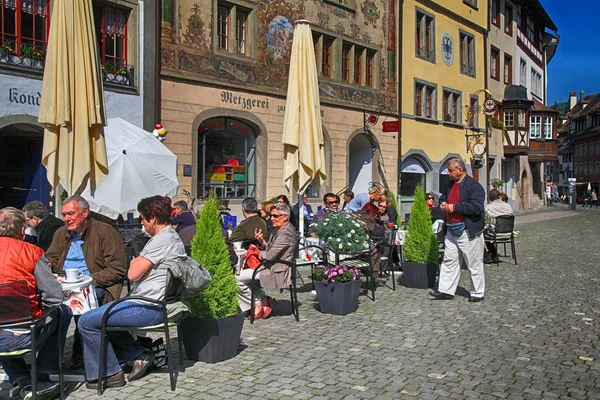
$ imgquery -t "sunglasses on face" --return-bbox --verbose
[271,213,285,219]
[325,200,339,205]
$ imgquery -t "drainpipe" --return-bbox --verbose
[154,0,161,125]
[397,0,403,216]
[484,1,491,194]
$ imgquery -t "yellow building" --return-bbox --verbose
[399,0,487,211]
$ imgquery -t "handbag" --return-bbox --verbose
[243,244,262,270]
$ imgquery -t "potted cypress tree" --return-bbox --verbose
[180,197,243,363]
[402,185,439,288]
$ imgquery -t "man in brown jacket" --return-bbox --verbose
[46,195,127,368]
[46,195,127,304]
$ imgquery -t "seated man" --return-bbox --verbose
[237,203,296,320]
[22,201,65,251]
[293,193,314,227]
[341,190,354,210]
[375,195,398,227]
[308,193,339,236]
[229,197,267,249]
[0,207,72,399]
[46,195,127,367]
[484,189,514,263]
[170,200,196,233]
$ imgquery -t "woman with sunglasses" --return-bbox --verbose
[236,203,296,319]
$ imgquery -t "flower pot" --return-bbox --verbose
[313,279,361,315]
[401,261,438,289]
[180,312,244,363]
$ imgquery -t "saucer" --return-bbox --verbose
[63,277,82,283]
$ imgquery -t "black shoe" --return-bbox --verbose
[469,296,485,303]
[85,370,126,389]
[128,350,155,381]
[430,291,454,300]
[20,381,61,400]
[429,290,441,297]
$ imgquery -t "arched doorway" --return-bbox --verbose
[0,123,48,208]
[348,133,374,194]
[197,117,257,199]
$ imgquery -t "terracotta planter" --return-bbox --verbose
[313,279,361,315]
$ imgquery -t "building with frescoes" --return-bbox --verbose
[159,0,399,215]
[398,0,487,213]
[0,0,158,210]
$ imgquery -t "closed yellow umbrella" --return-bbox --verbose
[282,21,326,196]
[39,0,108,196]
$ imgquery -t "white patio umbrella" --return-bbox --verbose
[81,118,179,219]
[282,20,327,235]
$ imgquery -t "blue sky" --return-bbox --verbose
[544,0,600,105]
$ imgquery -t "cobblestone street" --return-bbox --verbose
[2,206,599,399]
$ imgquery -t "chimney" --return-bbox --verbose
[580,90,585,101]
[569,92,577,110]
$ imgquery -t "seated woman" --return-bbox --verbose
[260,200,275,241]
[78,196,187,389]
[236,203,296,320]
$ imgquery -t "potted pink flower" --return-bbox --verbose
[312,264,361,315]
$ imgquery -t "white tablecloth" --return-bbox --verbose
[58,275,98,315]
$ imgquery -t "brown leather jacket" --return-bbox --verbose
[46,218,127,304]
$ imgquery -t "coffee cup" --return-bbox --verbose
[64,268,79,282]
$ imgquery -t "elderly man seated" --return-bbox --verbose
[0,207,72,400]
[484,189,514,263]
[236,203,296,320]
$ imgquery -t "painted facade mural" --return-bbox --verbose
[161,0,396,109]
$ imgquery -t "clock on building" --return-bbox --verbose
[472,143,486,156]
[441,33,454,66]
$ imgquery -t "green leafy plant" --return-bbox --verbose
[312,213,368,255]
[101,61,116,74]
[185,196,238,319]
[490,178,503,190]
[20,45,44,61]
[404,184,438,264]
[312,264,359,283]
[1,44,15,56]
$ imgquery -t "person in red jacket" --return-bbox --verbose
[0,207,72,400]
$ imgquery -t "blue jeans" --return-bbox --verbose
[0,305,72,385]
[78,300,163,380]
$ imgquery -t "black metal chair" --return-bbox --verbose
[377,226,400,291]
[97,270,188,395]
[491,215,517,265]
[0,280,65,400]
[249,257,299,323]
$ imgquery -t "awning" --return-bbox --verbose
[402,159,426,174]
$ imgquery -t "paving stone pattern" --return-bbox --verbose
[2,207,599,399]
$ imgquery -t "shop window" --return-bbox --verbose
[505,110,514,127]
[439,161,451,192]
[415,9,435,63]
[544,116,553,139]
[529,115,541,139]
[442,89,461,124]
[504,54,512,84]
[415,80,437,119]
[490,47,499,81]
[504,3,513,35]
[215,1,252,57]
[491,0,500,27]
[401,158,427,197]
[97,5,128,73]
[459,30,475,77]
[1,0,50,56]
[198,117,256,199]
